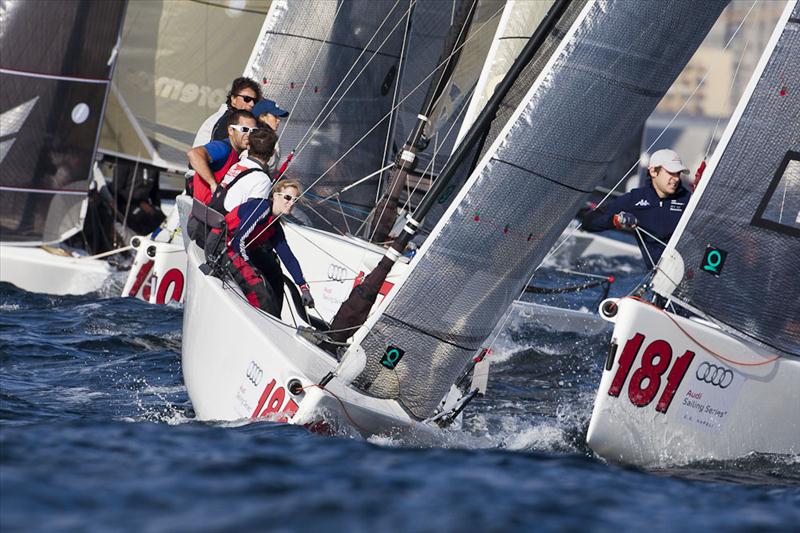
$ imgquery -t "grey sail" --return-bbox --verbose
[98,0,268,169]
[654,2,800,357]
[352,0,727,420]
[386,0,466,171]
[0,0,127,243]
[244,0,407,231]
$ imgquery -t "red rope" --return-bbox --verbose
[627,296,780,367]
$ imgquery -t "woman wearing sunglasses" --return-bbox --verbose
[220,159,314,317]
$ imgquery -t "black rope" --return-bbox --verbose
[525,277,611,294]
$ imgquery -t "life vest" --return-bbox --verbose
[192,148,238,205]
[208,167,261,215]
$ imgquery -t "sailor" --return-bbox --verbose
[187,110,257,206]
[209,130,313,317]
[192,77,262,147]
[581,148,692,267]
[250,98,290,175]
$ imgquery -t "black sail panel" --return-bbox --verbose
[0,0,126,243]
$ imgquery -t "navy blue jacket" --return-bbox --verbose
[581,181,691,266]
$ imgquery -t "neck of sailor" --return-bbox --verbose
[229,119,256,154]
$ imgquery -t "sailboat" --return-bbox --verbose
[108,0,268,304]
[0,0,127,295]
[586,0,800,466]
[179,0,726,434]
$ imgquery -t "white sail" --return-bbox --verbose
[98,0,269,170]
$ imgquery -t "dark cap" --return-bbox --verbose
[252,98,289,118]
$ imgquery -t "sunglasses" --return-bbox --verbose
[230,124,259,134]
[235,94,258,104]
[275,193,299,203]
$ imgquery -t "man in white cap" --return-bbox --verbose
[582,148,692,267]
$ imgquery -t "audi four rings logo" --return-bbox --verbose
[246,361,263,386]
[327,263,347,283]
[694,362,733,388]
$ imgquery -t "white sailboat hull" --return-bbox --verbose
[122,237,186,304]
[181,227,431,437]
[586,297,800,466]
[0,243,113,295]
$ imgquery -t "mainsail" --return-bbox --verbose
[653,1,800,357]
[0,0,127,244]
[243,0,408,230]
[349,0,728,420]
[98,0,269,169]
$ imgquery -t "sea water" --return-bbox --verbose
[1,259,798,532]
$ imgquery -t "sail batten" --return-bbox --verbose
[350,0,728,420]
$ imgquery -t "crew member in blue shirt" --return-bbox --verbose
[582,148,692,268]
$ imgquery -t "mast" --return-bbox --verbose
[370,0,478,243]
[329,0,572,342]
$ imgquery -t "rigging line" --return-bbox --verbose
[277,1,345,146]
[300,202,347,237]
[628,297,783,366]
[533,0,761,273]
[704,38,750,161]
[314,164,394,204]
[335,196,352,235]
[396,83,477,217]
[423,0,482,129]
[243,2,517,249]
[378,0,415,203]
[296,4,411,157]
[634,227,659,270]
[290,0,508,199]
[291,0,406,157]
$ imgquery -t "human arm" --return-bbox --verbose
[581,194,631,232]
[273,233,313,308]
[186,145,217,194]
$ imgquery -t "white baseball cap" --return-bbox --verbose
[648,149,688,174]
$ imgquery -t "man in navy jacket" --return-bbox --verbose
[582,149,692,268]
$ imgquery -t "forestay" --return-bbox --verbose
[244,0,406,229]
[0,0,126,244]
[352,0,728,420]
[98,0,268,169]
[653,1,800,357]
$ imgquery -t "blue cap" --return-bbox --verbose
[252,98,289,118]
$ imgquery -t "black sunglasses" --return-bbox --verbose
[235,94,258,104]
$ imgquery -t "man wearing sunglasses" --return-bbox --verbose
[193,77,262,147]
[186,111,258,249]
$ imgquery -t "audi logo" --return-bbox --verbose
[246,361,263,387]
[694,362,733,389]
[327,263,348,283]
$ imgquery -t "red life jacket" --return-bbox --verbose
[192,148,238,205]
